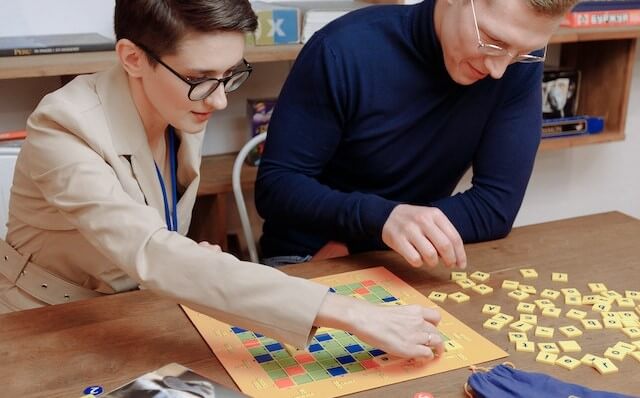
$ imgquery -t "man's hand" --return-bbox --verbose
[382,204,466,269]
[198,241,222,252]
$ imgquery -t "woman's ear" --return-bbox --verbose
[116,38,147,78]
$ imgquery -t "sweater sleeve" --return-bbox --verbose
[256,34,398,244]
[431,64,543,242]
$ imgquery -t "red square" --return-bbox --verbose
[354,287,370,295]
[295,353,315,364]
[274,378,294,388]
[362,280,376,287]
[243,339,260,348]
[285,365,306,376]
[361,359,380,369]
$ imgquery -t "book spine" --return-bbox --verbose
[561,9,640,27]
[0,130,27,141]
[0,43,114,57]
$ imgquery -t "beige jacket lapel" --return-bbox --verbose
[95,65,205,234]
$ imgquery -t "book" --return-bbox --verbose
[0,33,114,57]
[541,116,605,138]
[561,9,640,27]
[572,1,640,12]
[0,130,26,148]
[247,2,300,46]
[102,363,249,397]
[274,1,368,43]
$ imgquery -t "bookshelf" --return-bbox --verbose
[1,26,638,152]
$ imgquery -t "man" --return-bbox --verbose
[0,0,443,359]
[256,0,577,267]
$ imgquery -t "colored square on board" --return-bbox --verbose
[277,357,297,368]
[308,343,323,353]
[327,366,348,377]
[319,359,339,369]
[303,363,324,373]
[336,355,356,365]
[231,327,247,334]
[274,378,294,389]
[309,370,331,381]
[369,349,386,357]
[295,354,316,364]
[354,287,370,295]
[344,363,366,373]
[244,339,261,348]
[265,343,284,352]
[255,354,274,363]
[353,351,372,361]
[292,374,314,385]
[267,369,287,380]
[249,347,269,356]
[382,296,398,302]
[360,359,380,369]
[285,365,306,377]
[260,361,282,372]
[345,344,365,354]
[315,333,332,342]
[362,280,376,287]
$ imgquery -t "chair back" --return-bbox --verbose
[232,133,267,263]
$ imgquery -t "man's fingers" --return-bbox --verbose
[434,215,467,269]
[408,232,438,267]
[421,223,457,268]
[393,238,424,267]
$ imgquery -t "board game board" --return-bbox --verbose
[183,267,508,398]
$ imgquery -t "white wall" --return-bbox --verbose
[1,1,639,227]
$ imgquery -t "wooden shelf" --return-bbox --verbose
[551,26,640,44]
[0,44,303,79]
[540,130,625,151]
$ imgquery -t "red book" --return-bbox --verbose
[561,9,640,27]
[0,130,26,141]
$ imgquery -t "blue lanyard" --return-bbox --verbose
[154,127,178,232]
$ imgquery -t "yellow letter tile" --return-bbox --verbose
[604,347,627,361]
[508,332,528,343]
[520,314,537,325]
[482,304,501,315]
[630,351,640,363]
[552,272,568,282]
[559,325,583,338]
[483,318,506,331]
[613,341,636,353]
[536,351,557,365]
[535,299,555,310]
[582,295,600,305]
[566,309,587,321]
[456,278,476,289]
[518,284,537,295]
[542,307,562,318]
[516,341,535,353]
[622,327,640,339]
[535,326,554,339]
[510,321,534,333]
[451,271,467,281]
[449,292,470,303]
[428,291,447,303]
[581,319,603,330]
[517,302,536,314]
[625,290,640,302]
[520,268,538,279]
[538,342,560,354]
[509,290,530,301]
[444,340,463,352]
[469,271,490,282]
[588,282,607,293]
[492,313,515,324]
[581,353,599,367]
[472,284,493,295]
[604,318,623,330]
[501,280,519,290]
[556,355,581,370]
[593,358,618,374]
[540,289,561,300]
[592,303,612,313]
[561,288,581,297]
[558,340,581,353]
[564,295,582,306]
[616,297,636,308]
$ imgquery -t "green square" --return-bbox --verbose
[267,369,287,380]
[236,331,256,341]
[336,336,355,346]
[309,370,331,381]
[320,358,339,369]
[321,341,342,351]
[292,374,314,385]
[334,285,352,294]
[303,362,323,372]
[259,337,277,345]
[277,357,297,367]
[364,294,380,303]
[249,347,268,356]
[312,350,333,361]
[271,350,291,359]
[353,351,372,361]
[347,283,363,290]
[344,363,365,373]
[260,361,282,372]
[327,346,347,357]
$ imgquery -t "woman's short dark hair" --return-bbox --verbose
[114,0,257,59]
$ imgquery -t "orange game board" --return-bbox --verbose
[183,267,507,398]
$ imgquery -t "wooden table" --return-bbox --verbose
[2,212,640,397]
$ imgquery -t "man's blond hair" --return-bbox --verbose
[526,0,579,17]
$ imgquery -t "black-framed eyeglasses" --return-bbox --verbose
[135,42,253,101]
[470,0,546,64]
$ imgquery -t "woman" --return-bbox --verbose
[0,0,442,359]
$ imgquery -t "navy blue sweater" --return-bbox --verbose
[256,0,542,258]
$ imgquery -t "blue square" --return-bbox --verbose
[327,366,348,377]
[345,344,364,354]
[255,333,264,338]
[254,354,273,363]
[271,9,299,44]
[231,327,247,334]
[265,343,284,352]
[382,296,397,302]
[336,355,356,364]
[369,349,386,357]
[329,287,336,293]
[315,333,332,342]
[308,344,323,352]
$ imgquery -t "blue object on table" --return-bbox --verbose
[466,364,637,398]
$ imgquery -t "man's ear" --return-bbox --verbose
[116,38,147,78]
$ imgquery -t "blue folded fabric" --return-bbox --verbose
[467,364,637,398]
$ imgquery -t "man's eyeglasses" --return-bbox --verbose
[470,0,546,64]
[135,42,253,101]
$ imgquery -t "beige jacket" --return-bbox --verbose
[0,65,327,347]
